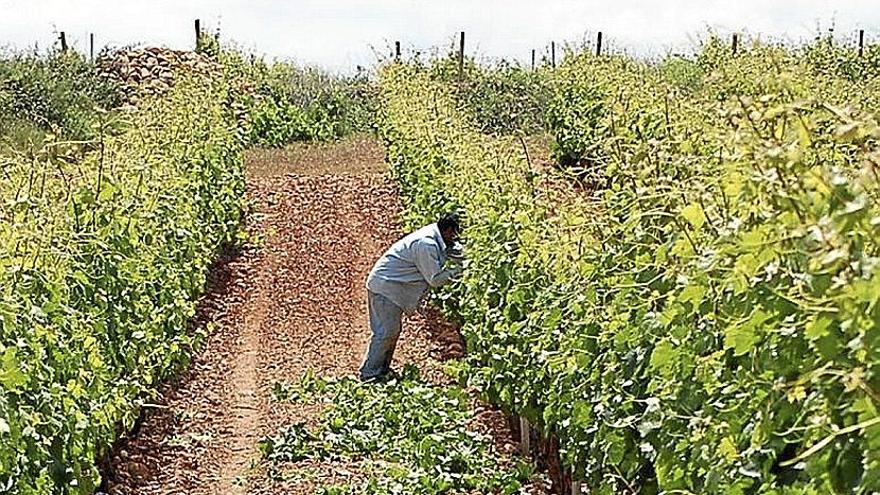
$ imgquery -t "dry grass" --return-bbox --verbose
[245,134,386,178]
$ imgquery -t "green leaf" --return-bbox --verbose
[572,400,591,427]
[607,432,626,465]
[0,348,27,391]
[681,203,706,230]
[650,340,678,372]
[98,183,117,202]
[659,304,680,327]
[796,117,812,148]
[677,284,706,307]
[724,310,769,356]
[718,436,739,462]
[805,315,832,340]
[724,327,757,356]
[723,173,744,199]
[741,228,764,249]
[734,253,760,279]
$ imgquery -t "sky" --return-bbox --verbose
[1,0,877,73]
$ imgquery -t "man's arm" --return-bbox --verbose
[413,242,462,287]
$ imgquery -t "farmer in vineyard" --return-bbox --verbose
[359,213,465,381]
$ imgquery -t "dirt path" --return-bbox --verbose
[104,137,549,495]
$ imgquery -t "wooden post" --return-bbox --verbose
[394,40,401,59]
[89,33,95,62]
[458,31,465,84]
[572,480,582,495]
[859,29,865,57]
[551,41,556,68]
[59,32,68,52]
[194,19,201,50]
[732,33,739,55]
[596,31,603,56]
[519,416,530,457]
[531,49,536,70]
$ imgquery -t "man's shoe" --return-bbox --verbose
[360,369,400,384]
[359,372,380,383]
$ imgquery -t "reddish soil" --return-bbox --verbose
[244,135,386,178]
[103,142,552,494]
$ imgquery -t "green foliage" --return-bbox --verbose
[247,90,365,145]
[0,74,244,493]
[260,423,315,463]
[260,366,531,494]
[216,45,376,147]
[461,62,550,136]
[800,35,880,82]
[658,55,705,93]
[414,56,550,136]
[544,55,618,169]
[271,369,327,402]
[378,35,880,494]
[0,49,122,151]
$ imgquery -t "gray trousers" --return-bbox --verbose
[359,290,404,380]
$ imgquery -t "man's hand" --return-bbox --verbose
[447,242,465,262]
[450,264,464,277]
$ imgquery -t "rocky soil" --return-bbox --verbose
[103,143,552,495]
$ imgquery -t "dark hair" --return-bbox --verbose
[437,212,462,233]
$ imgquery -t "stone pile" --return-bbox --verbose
[98,47,222,103]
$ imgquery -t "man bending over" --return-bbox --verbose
[359,213,464,381]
